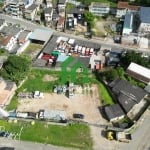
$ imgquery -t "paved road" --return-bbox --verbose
[0,138,77,150]
[118,109,150,150]
[0,14,150,54]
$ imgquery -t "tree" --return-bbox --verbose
[0,55,31,84]
[84,11,95,28]
[120,51,150,69]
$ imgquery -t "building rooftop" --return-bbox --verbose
[105,104,125,121]
[18,30,30,40]
[29,28,53,43]
[0,25,21,36]
[25,4,37,12]
[117,1,139,10]
[124,13,133,29]
[90,2,110,8]
[127,62,150,83]
[140,7,150,24]
[118,93,137,113]
[58,0,66,4]
[109,78,148,110]
[44,7,53,14]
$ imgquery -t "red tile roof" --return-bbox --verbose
[117,1,140,10]
[1,35,12,46]
[57,16,65,26]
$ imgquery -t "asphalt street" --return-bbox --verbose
[0,138,77,150]
[119,109,150,150]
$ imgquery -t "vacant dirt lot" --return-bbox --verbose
[17,84,125,150]
[17,85,101,123]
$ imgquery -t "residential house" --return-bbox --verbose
[89,2,110,16]
[23,4,38,21]
[105,104,125,122]
[109,78,148,119]
[0,35,15,51]
[44,7,53,24]
[57,0,66,16]
[106,49,123,66]
[122,13,133,35]
[127,62,150,84]
[57,16,65,31]
[5,0,34,17]
[66,6,84,27]
[116,1,140,18]
[45,0,52,8]
[0,77,17,107]
[17,30,31,45]
[138,7,150,33]
[0,25,22,51]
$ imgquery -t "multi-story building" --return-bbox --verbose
[116,1,139,18]
[23,4,38,21]
[89,2,110,16]
[138,7,150,33]
[5,0,34,17]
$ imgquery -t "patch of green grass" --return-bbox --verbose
[98,82,114,105]
[66,3,76,12]
[22,43,42,56]
[5,95,18,111]
[0,120,93,150]
[18,69,60,93]
[0,48,8,56]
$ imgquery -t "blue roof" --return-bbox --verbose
[140,7,150,24]
[124,13,133,29]
[57,55,69,62]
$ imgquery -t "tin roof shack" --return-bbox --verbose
[105,104,125,122]
[38,109,67,122]
[127,62,150,84]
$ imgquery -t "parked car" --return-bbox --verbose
[73,113,84,119]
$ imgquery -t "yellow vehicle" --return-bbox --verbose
[107,131,114,140]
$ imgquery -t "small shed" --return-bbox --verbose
[105,104,125,122]
[39,109,66,121]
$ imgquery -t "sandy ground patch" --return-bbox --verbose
[17,85,101,123]
[42,74,58,82]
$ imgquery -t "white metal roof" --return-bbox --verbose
[127,62,150,80]
[29,29,53,43]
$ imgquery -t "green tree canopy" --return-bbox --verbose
[120,51,150,69]
[0,55,31,84]
[84,11,95,28]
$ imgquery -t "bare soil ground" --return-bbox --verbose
[17,85,101,123]
[17,84,124,150]
[42,74,58,82]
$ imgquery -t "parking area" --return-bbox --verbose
[17,85,101,123]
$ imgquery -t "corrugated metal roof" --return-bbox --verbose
[140,7,150,24]
[29,29,53,43]
[127,62,150,81]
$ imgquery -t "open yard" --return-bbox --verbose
[22,43,43,59]
[17,85,101,123]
